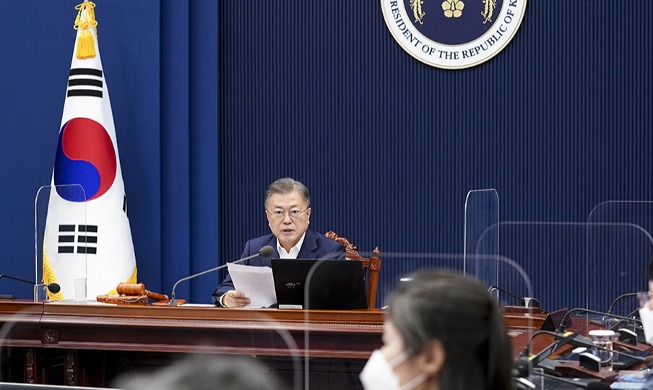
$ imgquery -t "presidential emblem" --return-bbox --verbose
[381,0,527,69]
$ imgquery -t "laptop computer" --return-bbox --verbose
[271,259,368,310]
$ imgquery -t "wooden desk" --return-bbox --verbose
[0,302,553,388]
[40,302,384,358]
[0,301,384,387]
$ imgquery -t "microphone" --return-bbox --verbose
[168,245,275,306]
[555,331,645,361]
[517,329,582,375]
[0,274,61,298]
[557,308,641,333]
[523,330,646,366]
[518,328,647,379]
[606,292,639,314]
[488,285,540,308]
[35,283,61,294]
[529,370,611,389]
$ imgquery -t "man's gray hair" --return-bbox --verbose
[264,177,310,209]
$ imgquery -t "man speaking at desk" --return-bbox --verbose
[212,178,346,308]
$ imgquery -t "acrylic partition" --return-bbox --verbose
[464,189,499,259]
[34,185,87,302]
[0,305,302,389]
[303,253,533,390]
[588,200,653,316]
[473,222,653,324]
[464,189,500,289]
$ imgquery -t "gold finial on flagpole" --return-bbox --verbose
[74,0,98,59]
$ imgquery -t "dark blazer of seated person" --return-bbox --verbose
[212,229,346,305]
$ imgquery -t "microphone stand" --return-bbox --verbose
[0,274,60,301]
[488,285,540,307]
[606,292,639,314]
[169,246,274,306]
[0,274,35,285]
[522,330,646,365]
[557,308,641,333]
[489,285,525,305]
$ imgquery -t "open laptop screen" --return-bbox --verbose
[271,259,368,310]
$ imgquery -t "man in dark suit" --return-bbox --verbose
[212,178,345,307]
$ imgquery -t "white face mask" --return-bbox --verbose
[359,349,427,390]
[639,305,653,345]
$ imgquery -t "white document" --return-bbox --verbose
[227,263,277,308]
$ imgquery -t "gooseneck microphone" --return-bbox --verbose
[528,330,646,362]
[519,329,577,361]
[515,329,587,378]
[517,329,646,378]
[168,245,275,306]
[0,274,61,296]
[557,308,641,333]
[606,292,639,314]
[488,285,540,308]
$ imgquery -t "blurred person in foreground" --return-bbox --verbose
[112,354,282,390]
[360,270,514,390]
[212,177,345,307]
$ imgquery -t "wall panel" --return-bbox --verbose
[219,1,653,309]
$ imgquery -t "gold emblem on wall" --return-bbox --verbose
[411,0,426,24]
[381,0,527,69]
[442,0,465,18]
[482,0,497,23]
[412,0,498,24]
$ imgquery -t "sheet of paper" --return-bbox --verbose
[227,263,277,308]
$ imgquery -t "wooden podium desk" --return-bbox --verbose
[1,302,550,388]
[0,300,384,387]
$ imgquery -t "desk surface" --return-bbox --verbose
[0,300,385,359]
[0,300,547,359]
[1,301,592,388]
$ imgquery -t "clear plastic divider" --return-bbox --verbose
[35,185,87,302]
[464,189,501,297]
[588,200,653,316]
[303,252,533,389]
[474,222,653,315]
[0,304,302,389]
[464,189,500,259]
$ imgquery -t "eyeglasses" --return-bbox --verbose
[266,208,310,220]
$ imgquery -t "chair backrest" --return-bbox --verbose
[324,231,381,309]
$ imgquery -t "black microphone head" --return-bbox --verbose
[259,245,274,258]
[47,283,61,294]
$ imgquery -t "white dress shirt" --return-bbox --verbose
[277,233,306,259]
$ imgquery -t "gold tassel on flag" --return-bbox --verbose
[42,242,64,300]
[74,1,98,59]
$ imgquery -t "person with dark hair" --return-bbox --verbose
[112,354,283,390]
[360,270,514,390]
[212,177,345,307]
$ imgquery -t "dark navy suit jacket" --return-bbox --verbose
[211,230,346,304]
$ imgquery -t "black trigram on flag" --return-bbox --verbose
[57,224,98,254]
[67,68,103,98]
